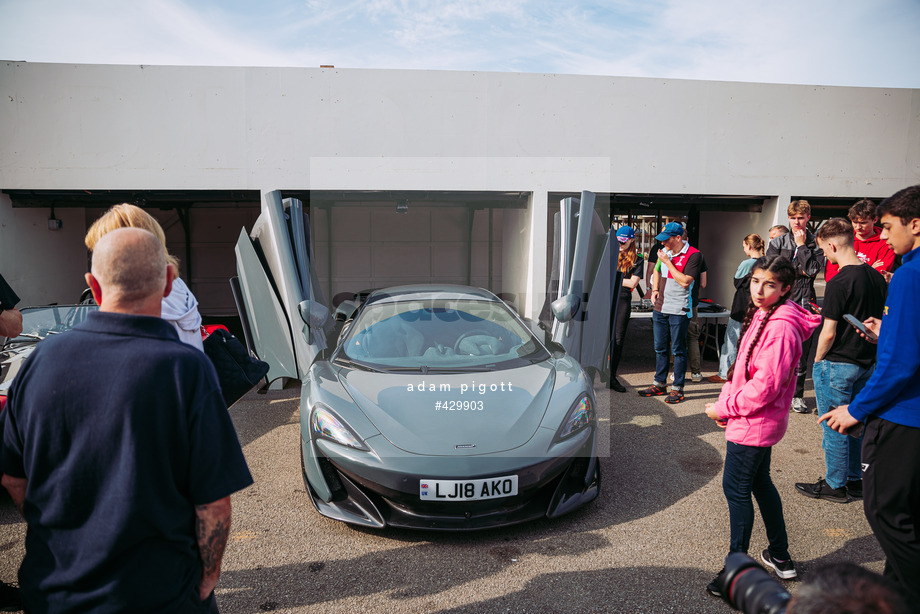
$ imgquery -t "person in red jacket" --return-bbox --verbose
[826,199,895,282]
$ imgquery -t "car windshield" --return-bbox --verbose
[6,305,98,345]
[338,298,548,371]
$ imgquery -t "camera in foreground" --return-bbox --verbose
[716,552,790,614]
[714,553,914,614]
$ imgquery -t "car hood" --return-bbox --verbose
[338,363,556,455]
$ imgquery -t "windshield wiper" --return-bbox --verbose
[11,334,42,342]
[332,357,387,373]
[424,364,498,373]
[377,365,498,374]
[332,361,500,374]
[378,366,427,373]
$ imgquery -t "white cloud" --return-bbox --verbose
[0,0,917,87]
[0,0,294,66]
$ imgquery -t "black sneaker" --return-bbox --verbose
[706,568,725,598]
[664,390,685,404]
[846,479,863,499]
[794,477,848,503]
[0,581,22,612]
[761,549,797,579]
[638,384,667,397]
[610,378,627,393]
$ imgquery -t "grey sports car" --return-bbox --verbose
[303,285,598,529]
[232,190,610,530]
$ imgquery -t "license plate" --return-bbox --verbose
[420,475,518,501]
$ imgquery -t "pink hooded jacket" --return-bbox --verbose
[713,300,822,447]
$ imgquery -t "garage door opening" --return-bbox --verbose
[5,188,535,321]
[306,191,532,313]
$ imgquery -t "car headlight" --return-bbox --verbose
[554,395,595,442]
[310,405,368,451]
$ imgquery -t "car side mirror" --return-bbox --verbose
[298,300,330,330]
[551,294,581,323]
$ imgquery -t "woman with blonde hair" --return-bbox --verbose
[85,203,204,351]
[609,226,645,392]
[708,233,765,383]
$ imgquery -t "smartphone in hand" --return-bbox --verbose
[843,314,878,342]
[828,405,865,438]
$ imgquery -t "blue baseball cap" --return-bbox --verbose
[615,226,635,243]
[654,222,684,242]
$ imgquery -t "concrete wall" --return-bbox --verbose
[310,201,508,301]
[2,61,919,313]
[3,63,916,193]
[698,207,776,309]
[0,193,86,305]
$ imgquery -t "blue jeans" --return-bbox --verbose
[718,319,743,379]
[813,360,873,489]
[723,441,790,559]
[652,311,689,390]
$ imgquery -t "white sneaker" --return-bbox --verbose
[691,372,702,383]
[761,549,797,580]
[791,397,809,414]
[668,373,674,383]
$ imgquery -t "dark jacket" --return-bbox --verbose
[766,231,825,306]
[0,273,19,311]
[730,272,752,322]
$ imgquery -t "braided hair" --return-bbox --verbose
[727,255,797,381]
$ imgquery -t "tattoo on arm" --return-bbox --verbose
[194,496,232,595]
[196,505,230,575]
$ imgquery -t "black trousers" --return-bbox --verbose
[862,417,920,598]
[611,291,632,377]
[794,325,817,398]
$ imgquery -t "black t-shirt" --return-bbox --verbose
[2,311,254,612]
[822,263,888,368]
[646,242,663,278]
[647,242,662,267]
[619,255,645,297]
[691,253,708,307]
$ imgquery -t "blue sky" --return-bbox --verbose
[1,0,918,87]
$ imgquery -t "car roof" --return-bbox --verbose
[363,284,501,306]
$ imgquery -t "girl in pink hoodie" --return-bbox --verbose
[704,255,822,596]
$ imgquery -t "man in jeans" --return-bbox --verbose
[766,200,825,413]
[796,218,886,502]
[639,222,702,404]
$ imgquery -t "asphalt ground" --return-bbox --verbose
[0,318,885,613]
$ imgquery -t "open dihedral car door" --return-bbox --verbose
[546,191,621,385]
[233,190,330,384]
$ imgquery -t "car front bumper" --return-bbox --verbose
[302,429,599,530]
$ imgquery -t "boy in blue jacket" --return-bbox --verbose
[821,184,920,599]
